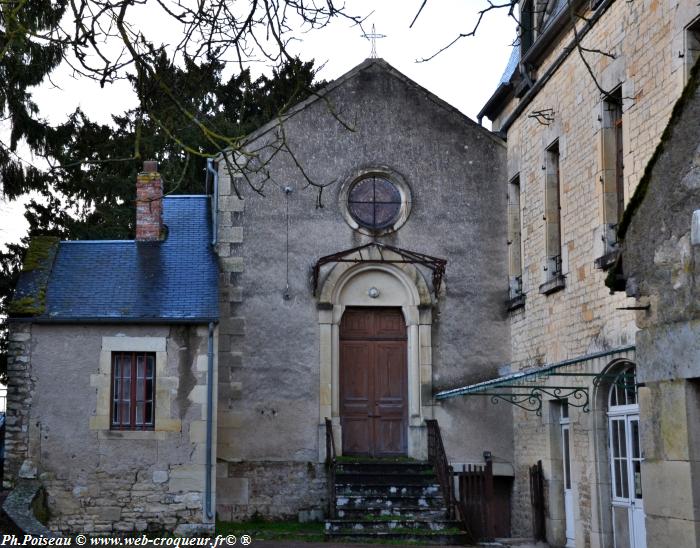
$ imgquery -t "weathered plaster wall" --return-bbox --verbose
[215,60,513,519]
[4,323,216,535]
[493,0,700,540]
[620,64,700,548]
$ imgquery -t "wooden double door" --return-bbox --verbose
[340,307,408,457]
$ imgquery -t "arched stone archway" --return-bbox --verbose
[589,356,644,548]
[317,257,436,460]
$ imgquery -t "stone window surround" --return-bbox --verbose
[110,351,156,430]
[540,138,566,294]
[507,173,526,310]
[316,257,435,461]
[90,336,182,440]
[338,166,412,237]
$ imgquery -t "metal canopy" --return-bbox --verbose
[312,243,447,299]
[434,346,636,415]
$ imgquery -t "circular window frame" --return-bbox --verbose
[339,167,412,236]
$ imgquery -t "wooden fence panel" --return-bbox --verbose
[529,460,546,541]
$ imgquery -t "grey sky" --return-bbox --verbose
[0,0,515,247]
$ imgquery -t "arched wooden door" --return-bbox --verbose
[340,307,408,457]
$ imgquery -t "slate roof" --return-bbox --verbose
[11,196,219,323]
[499,46,519,85]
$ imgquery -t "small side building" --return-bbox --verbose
[3,164,219,535]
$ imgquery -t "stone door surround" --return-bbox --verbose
[316,248,436,460]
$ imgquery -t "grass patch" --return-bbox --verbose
[216,520,324,542]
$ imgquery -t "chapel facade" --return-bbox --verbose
[212,58,514,521]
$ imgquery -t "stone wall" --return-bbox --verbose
[4,323,216,535]
[4,322,34,489]
[491,0,700,541]
[216,462,327,521]
[618,59,700,548]
[215,59,514,520]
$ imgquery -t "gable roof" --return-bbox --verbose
[10,196,219,324]
[237,57,504,148]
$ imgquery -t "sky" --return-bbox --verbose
[0,0,516,248]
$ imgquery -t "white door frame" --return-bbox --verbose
[560,403,575,548]
[608,365,646,548]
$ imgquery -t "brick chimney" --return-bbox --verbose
[136,160,163,241]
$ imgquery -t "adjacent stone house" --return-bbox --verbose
[469,0,700,546]
[4,166,219,534]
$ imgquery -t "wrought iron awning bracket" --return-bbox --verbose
[312,243,447,299]
[465,385,590,415]
[435,346,636,415]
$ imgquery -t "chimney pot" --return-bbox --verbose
[143,160,158,173]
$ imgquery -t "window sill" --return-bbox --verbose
[506,294,526,311]
[539,275,566,295]
[98,430,167,441]
[595,250,620,271]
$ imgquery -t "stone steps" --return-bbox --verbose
[326,517,461,532]
[336,493,446,509]
[336,461,434,474]
[335,482,441,497]
[335,506,447,520]
[325,528,472,545]
[326,460,468,545]
[335,471,438,485]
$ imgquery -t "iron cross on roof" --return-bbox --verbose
[361,24,386,58]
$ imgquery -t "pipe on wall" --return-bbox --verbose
[205,321,215,520]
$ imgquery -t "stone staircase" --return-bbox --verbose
[325,460,470,545]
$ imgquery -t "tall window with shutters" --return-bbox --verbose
[111,352,156,430]
[596,87,625,269]
[507,175,525,309]
[540,140,565,295]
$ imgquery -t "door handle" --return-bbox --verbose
[368,414,380,418]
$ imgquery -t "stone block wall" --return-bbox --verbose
[216,462,327,521]
[4,322,34,488]
[4,323,216,535]
[494,0,700,539]
[618,58,700,547]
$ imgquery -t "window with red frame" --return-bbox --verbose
[111,352,155,430]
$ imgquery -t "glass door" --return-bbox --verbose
[561,403,575,547]
[609,412,646,548]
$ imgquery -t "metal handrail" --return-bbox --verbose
[324,418,337,519]
[426,419,460,521]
